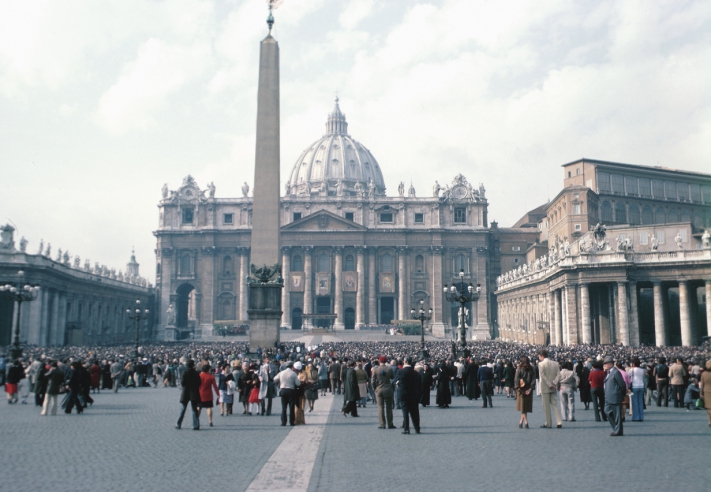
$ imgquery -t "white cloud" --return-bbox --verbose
[339,0,377,30]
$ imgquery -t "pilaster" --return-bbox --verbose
[333,246,344,330]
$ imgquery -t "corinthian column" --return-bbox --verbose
[333,246,344,330]
[281,247,291,329]
[430,246,445,337]
[617,282,629,346]
[368,248,377,324]
[356,246,365,329]
[679,280,692,346]
[303,247,313,328]
[239,248,249,321]
[397,246,408,322]
[653,282,667,346]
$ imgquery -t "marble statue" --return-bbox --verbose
[242,182,250,197]
[458,306,469,327]
[398,181,405,197]
[63,251,70,265]
[336,179,344,196]
[479,183,486,198]
[45,243,51,257]
[19,237,27,252]
[285,180,291,195]
[367,178,375,197]
[207,182,216,198]
[650,234,659,251]
[433,180,441,197]
[408,183,416,198]
[675,232,683,250]
[703,230,710,248]
[354,181,363,197]
[162,183,169,198]
[56,248,62,262]
[38,239,44,255]
[84,259,91,271]
[117,270,123,281]
[166,303,176,325]
[563,239,571,256]
[73,256,81,269]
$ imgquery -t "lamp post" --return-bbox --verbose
[126,299,149,360]
[410,299,432,359]
[444,269,481,359]
[0,270,40,359]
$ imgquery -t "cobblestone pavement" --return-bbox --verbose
[1,387,708,492]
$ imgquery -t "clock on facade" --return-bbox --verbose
[452,185,468,200]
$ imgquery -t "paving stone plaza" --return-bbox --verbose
[2,375,708,492]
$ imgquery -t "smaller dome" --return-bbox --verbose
[285,99,386,197]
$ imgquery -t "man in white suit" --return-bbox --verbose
[538,349,563,429]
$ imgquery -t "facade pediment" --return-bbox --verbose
[282,210,367,232]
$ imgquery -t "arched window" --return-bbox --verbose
[380,254,393,272]
[628,205,640,225]
[344,254,355,271]
[680,209,691,223]
[655,207,665,224]
[642,206,653,225]
[222,256,233,275]
[415,255,424,272]
[601,201,613,223]
[455,253,467,273]
[220,299,233,319]
[668,208,679,222]
[615,202,627,223]
[317,253,330,272]
[180,254,192,276]
[292,255,303,272]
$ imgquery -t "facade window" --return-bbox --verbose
[625,176,638,196]
[223,213,233,224]
[454,208,466,223]
[655,207,665,224]
[702,185,711,203]
[677,183,689,201]
[221,299,233,320]
[574,224,582,231]
[345,212,354,221]
[292,255,303,272]
[652,180,665,198]
[642,206,653,224]
[573,203,582,214]
[615,202,627,223]
[664,181,677,200]
[455,253,467,272]
[182,207,194,224]
[657,231,665,244]
[380,213,393,223]
[678,230,687,242]
[668,208,679,222]
[380,254,393,272]
[414,213,424,223]
[611,174,625,194]
[639,178,652,197]
[598,172,611,192]
[690,184,701,202]
[222,256,233,275]
[180,254,192,276]
[601,201,613,222]
[628,205,640,225]
[344,254,355,271]
[680,209,691,223]
[293,212,302,221]
[415,255,424,272]
[512,246,521,251]
[639,232,648,245]
[576,168,580,175]
[317,253,330,272]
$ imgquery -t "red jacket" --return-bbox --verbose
[199,372,218,402]
[589,369,606,389]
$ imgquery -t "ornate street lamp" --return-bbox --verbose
[410,299,432,359]
[0,270,40,359]
[126,299,149,360]
[444,269,481,358]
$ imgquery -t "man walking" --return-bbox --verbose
[669,358,687,408]
[329,359,341,394]
[371,356,395,429]
[110,358,123,393]
[538,350,562,428]
[274,361,301,426]
[477,360,494,408]
[654,357,669,407]
[603,356,627,436]
[398,356,422,434]
[176,360,201,430]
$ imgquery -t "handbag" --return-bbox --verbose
[696,398,704,409]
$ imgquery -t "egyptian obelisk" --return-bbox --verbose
[248,5,283,349]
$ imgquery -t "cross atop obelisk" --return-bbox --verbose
[248,0,284,349]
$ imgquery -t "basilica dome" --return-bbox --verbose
[285,99,386,197]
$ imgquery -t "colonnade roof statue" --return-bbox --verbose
[285,98,387,198]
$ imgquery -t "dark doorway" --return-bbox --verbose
[667,287,681,346]
[316,296,331,328]
[292,307,302,330]
[638,288,655,345]
[0,295,13,346]
[379,297,394,324]
[176,283,196,329]
[344,307,355,329]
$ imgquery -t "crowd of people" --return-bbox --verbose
[2,339,710,435]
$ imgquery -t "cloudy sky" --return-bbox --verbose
[1,0,709,282]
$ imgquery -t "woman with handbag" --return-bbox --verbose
[305,362,319,412]
[700,360,711,426]
[514,356,535,428]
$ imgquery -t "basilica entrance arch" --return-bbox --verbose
[176,283,196,336]
[292,307,303,330]
[344,307,355,330]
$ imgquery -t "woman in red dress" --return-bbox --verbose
[247,363,261,415]
[198,364,219,427]
[90,361,101,393]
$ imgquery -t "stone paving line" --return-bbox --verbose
[246,392,335,491]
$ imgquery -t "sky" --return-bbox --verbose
[1,0,709,283]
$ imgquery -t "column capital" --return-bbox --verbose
[332,246,344,254]
[281,246,292,255]
[238,247,250,256]
[354,245,365,253]
[302,245,314,253]
[430,245,444,254]
[396,245,408,253]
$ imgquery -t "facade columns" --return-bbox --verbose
[397,246,408,322]
[303,247,313,327]
[616,282,629,346]
[548,293,555,345]
[474,247,490,339]
[333,247,344,330]
[678,280,692,346]
[238,248,249,321]
[554,289,563,346]
[628,281,639,347]
[355,246,365,329]
[705,280,711,340]
[368,248,377,325]
[653,282,667,346]
[565,285,578,345]
[430,246,445,337]
[281,247,291,329]
[580,283,591,344]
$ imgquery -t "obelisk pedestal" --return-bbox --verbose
[248,12,282,350]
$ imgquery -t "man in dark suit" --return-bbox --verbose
[603,356,627,437]
[176,359,201,430]
[398,356,422,434]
